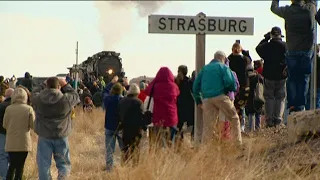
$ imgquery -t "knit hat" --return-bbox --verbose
[127,83,140,95]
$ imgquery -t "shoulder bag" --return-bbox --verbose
[144,84,155,125]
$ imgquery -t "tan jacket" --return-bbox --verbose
[3,103,35,152]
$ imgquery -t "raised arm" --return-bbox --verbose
[271,0,287,18]
[61,84,80,107]
[306,0,317,15]
[256,38,269,59]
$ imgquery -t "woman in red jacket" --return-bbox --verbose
[145,67,180,148]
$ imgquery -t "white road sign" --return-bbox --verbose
[148,15,254,35]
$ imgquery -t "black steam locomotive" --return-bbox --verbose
[78,51,125,84]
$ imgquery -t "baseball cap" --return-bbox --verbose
[271,26,284,37]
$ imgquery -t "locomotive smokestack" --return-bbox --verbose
[94,1,167,49]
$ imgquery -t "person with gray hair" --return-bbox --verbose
[0,88,14,179]
[214,50,227,60]
[3,87,35,180]
[118,83,146,166]
[193,50,242,145]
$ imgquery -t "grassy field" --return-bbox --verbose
[23,108,320,180]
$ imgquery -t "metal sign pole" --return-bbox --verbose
[310,2,318,110]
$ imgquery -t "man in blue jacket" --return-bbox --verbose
[193,51,242,145]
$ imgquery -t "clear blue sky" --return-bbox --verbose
[0,1,317,79]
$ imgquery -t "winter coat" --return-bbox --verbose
[256,38,287,80]
[176,76,194,128]
[3,92,35,152]
[193,60,236,105]
[271,0,316,51]
[32,84,80,138]
[17,78,34,92]
[104,95,123,131]
[228,54,251,87]
[118,95,145,139]
[145,67,180,127]
[138,90,147,103]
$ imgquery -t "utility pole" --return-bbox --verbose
[75,41,79,91]
[310,2,318,110]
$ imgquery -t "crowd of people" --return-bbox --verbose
[0,0,320,179]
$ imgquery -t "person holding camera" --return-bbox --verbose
[228,43,252,132]
[271,0,317,112]
[32,77,80,179]
[256,27,287,127]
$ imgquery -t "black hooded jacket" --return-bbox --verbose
[256,38,287,80]
[17,72,35,92]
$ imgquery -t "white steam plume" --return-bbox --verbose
[94,1,167,50]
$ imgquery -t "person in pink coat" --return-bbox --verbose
[145,67,180,148]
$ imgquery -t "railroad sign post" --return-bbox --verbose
[148,12,254,147]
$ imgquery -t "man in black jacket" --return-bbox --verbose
[256,27,287,127]
[271,0,317,112]
[0,88,14,179]
[17,72,35,92]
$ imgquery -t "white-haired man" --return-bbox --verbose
[193,51,242,145]
[0,88,14,179]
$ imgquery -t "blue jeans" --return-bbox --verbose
[286,50,313,112]
[305,88,320,110]
[0,134,9,179]
[105,129,124,171]
[248,113,261,131]
[37,136,71,180]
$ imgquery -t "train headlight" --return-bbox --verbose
[107,69,113,75]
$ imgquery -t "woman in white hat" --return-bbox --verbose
[118,83,146,166]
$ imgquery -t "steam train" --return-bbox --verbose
[69,51,125,84]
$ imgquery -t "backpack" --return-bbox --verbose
[254,78,264,103]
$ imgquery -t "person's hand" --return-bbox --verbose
[264,32,271,40]
[59,78,68,87]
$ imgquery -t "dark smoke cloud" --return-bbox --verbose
[95,1,167,50]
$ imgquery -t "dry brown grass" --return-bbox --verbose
[23,108,320,180]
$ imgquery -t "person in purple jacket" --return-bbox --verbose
[218,59,240,140]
